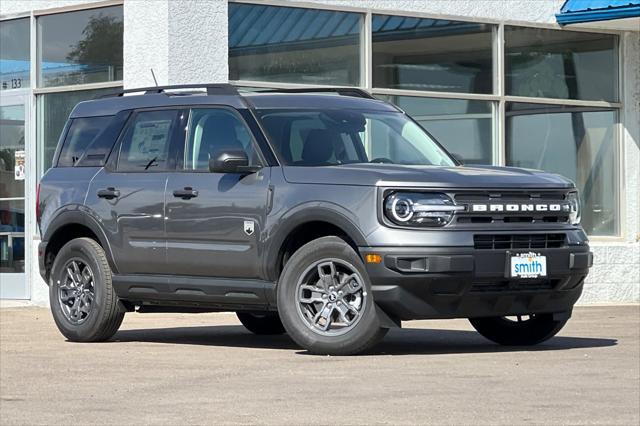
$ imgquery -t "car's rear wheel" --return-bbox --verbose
[277,236,387,355]
[49,238,124,342]
[237,311,285,335]
[469,314,568,346]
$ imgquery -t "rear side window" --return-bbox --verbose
[57,116,113,167]
[117,110,179,172]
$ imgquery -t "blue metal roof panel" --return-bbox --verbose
[557,0,640,24]
[561,0,639,13]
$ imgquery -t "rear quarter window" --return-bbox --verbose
[57,116,113,167]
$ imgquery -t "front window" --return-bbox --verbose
[256,109,455,167]
[184,108,259,171]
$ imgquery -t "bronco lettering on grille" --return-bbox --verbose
[470,203,570,213]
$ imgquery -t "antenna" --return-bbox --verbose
[150,69,159,87]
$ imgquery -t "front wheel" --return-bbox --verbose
[277,236,387,355]
[469,314,568,346]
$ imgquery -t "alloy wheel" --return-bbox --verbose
[296,258,367,336]
[57,258,95,325]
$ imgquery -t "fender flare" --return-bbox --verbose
[42,208,119,273]
[263,202,368,281]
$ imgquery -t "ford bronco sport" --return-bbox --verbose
[37,84,592,355]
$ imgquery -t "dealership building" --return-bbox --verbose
[0,0,638,305]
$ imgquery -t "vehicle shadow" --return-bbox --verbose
[111,325,617,356]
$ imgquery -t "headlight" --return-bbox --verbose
[567,191,581,225]
[384,192,463,227]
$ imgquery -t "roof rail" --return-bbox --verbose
[253,87,376,99]
[99,83,239,98]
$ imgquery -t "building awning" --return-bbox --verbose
[556,0,640,26]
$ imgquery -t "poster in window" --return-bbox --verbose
[14,150,25,181]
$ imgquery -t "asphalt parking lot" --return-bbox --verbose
[1,305,638,425]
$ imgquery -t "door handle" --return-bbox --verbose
[173,187,198,200]
[97,187,120,200]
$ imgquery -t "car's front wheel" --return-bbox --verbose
[49,237,124,342]
[277,236,387,355]
[469,314,568,346]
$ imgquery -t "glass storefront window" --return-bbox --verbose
[379,95,494,165]
[0,104,25,199]
[0,200,25,273]
[37,6,123,87]
[0,102,26,274]
[372,15,494,93]
[506,103,617,236]
[505,27,618,102]
[0,18,30,90]
[229,3,362,86]
[37,88,119,177]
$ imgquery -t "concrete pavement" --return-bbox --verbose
[1,305,638,425]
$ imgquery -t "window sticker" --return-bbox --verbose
[14,150,25,181]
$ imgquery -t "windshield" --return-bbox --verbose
[255,109,455,167]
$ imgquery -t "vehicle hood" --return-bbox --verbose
[282,164,575,189]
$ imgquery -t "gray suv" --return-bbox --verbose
[37,84,592,355]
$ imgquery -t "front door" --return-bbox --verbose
[165,107,270,278]
[0,92,28,299]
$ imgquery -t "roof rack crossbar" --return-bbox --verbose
[100,83,239,98]
[254,87,375,99]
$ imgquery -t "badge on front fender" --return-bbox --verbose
[244,220,254,236]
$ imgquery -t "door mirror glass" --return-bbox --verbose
[209,150,260,174]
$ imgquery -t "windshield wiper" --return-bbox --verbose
[143,156,158,170]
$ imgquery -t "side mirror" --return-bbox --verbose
[209,150,261,174]
[451,153,464,165]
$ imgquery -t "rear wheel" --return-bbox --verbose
[469,314,568,346]
[236,312,285,335]
[49,238,124,342]
[277,236,387,355]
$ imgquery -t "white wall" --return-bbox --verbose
[123,0,228,88]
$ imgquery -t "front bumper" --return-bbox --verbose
[361,244,592,321]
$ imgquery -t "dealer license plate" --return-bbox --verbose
[510,252,547,278]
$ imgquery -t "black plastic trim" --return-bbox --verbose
[112,274,276,311]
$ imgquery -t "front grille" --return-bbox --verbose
[473,233,566,250]
[452,190,570,226]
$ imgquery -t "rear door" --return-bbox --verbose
[164,107,270,278]
[86,108,186,274]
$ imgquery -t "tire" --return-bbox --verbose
[277,236,387,355]
[49,237,124,342]
[469,314,568,346]
[237,311,286,335]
